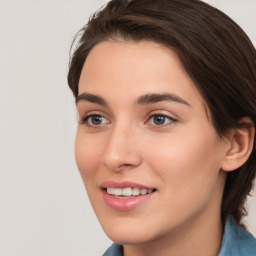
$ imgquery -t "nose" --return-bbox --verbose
[102,123,142,172]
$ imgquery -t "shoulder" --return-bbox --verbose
[102,243,123,256]
[218,218,256,256]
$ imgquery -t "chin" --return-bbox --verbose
[107,232,154,246]
[102,221,156,245]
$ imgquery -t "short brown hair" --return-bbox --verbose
[68,0,256,224]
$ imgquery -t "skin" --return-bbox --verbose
[75,40,235,256]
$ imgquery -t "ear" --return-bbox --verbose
[221,117,255,172]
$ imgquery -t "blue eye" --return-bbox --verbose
[148,115,175,125]
[83,115,109,126]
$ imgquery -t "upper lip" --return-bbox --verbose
[100,180,155,190]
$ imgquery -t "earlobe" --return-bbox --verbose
[221,117,255,172]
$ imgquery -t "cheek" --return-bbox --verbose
[144,133,224,225]
[145,130,222,192]
[74,130,102,185]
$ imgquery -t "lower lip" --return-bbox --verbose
[102,190,155,211]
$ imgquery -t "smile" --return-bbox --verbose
[106,187,155,198]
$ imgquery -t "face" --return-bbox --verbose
[75,40,229,246]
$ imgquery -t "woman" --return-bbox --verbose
[68,0,256,255]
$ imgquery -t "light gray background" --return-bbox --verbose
[0,0,255,255]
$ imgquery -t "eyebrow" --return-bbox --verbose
[76,93,108,106]
[76,92,191,107]
[136,93,191,107]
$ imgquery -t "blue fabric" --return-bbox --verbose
[103,243,123,256]
[103,218,256,256]
[218,218,256,255]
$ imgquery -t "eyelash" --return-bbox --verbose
[79,112,178,128]
[79,113,109,127]
[146,113,177,127]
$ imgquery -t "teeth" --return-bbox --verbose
[122,187,133,196]
[107,188,114,194]
[140,188,147,195]
[114,188,122,196]
[106,187,154,197]
[132,188,140,196]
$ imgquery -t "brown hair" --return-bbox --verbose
[68,0,256,225]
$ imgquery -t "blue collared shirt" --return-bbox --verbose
[103,218,256,256]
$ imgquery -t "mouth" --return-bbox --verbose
[104,187,157,198]
[100,182,157,211]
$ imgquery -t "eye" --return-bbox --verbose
[148,114,176,126]
[81,114,109,126]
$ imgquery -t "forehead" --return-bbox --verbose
[78,40,206,110]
